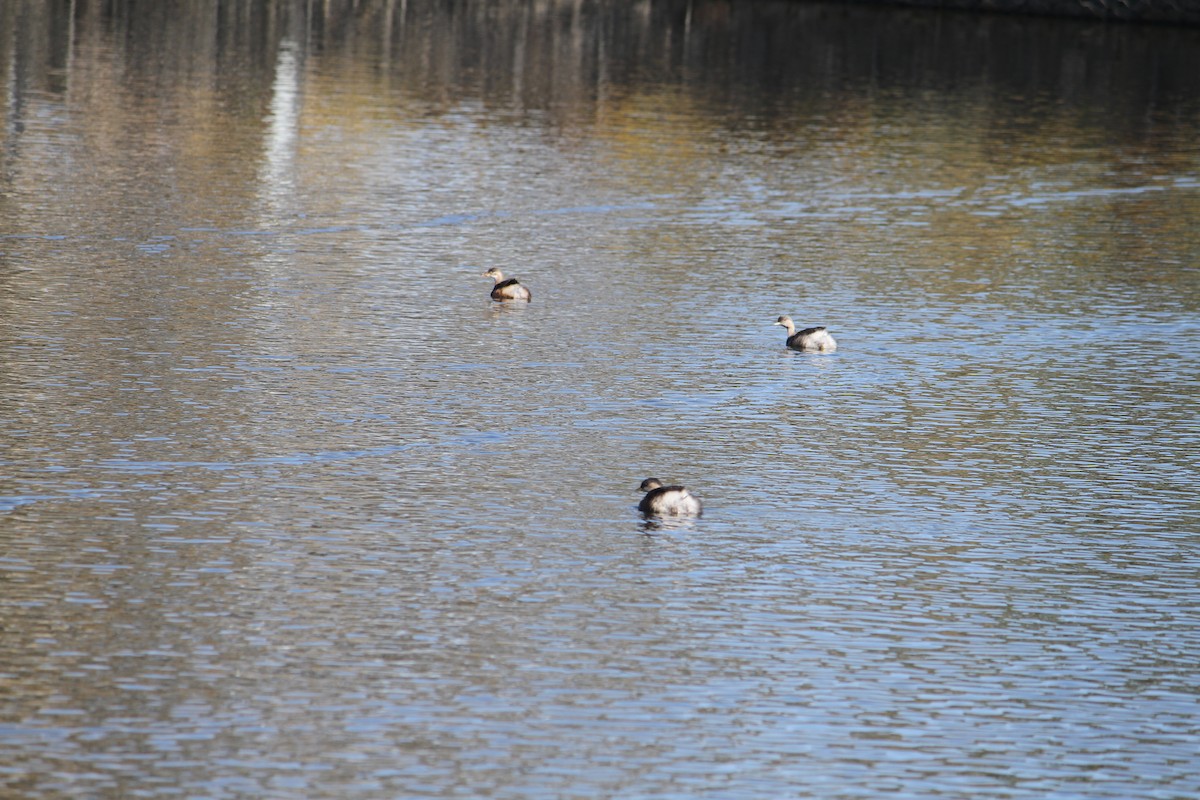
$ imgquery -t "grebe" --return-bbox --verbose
[483,268,531,302]
[638,478,703,517]
[775,315,836,352]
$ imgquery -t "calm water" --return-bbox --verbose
[2,1,1200,797]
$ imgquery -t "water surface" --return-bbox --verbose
[2,1,1199,797]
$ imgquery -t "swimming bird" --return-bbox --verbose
[637,478,703,517]
[483,268,531,302]
[774,315,836,351]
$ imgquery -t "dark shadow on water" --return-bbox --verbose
[639,516,702,535]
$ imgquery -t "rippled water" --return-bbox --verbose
[2,1,1200,797]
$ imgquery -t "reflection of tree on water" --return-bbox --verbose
[2,0,1196,305]
[4,1,1199,124]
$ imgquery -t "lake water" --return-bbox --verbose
[2,1,1199,797]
